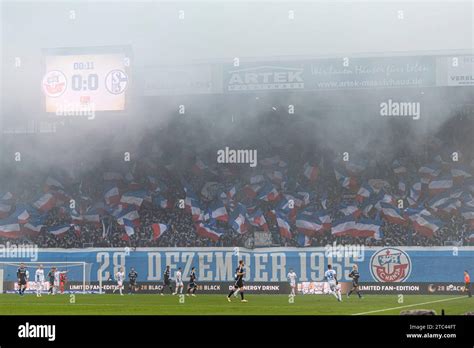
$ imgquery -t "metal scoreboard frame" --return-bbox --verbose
[40,45,133,118]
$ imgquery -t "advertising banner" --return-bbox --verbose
[223,56,437,92]
[436,55,474,86]
[1,247,473,285]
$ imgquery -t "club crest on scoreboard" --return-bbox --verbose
[42,70,67,98]
[105,69,128,95]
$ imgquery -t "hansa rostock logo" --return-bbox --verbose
[42,70,67,97]
[227,65,304,91]
[370,247,412,282]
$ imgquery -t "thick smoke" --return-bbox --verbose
[0,1,473,178]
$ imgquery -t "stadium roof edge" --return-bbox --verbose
[144,49,474,67]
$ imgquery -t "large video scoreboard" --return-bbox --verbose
[42,46,131,113]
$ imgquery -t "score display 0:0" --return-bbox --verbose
[71,74,99,91]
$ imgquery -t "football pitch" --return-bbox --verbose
[0,294,472,315]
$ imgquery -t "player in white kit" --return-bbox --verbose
[113,267,125,295]
[35,265,45,297]
[173,267,184,295]
[325,264,342,302]
[287,268,297,296]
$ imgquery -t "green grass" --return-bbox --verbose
[0,294,472,315]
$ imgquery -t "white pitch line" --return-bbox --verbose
[353,296,467,315]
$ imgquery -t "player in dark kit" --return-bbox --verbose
[160,265,173,295]
[47,267,56,295]
[128,267,138,294]
[17,263,28,296]
[227,260,247,302]
[347,264,363,299]
[186,267,197,296]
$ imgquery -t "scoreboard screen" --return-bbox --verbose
[42,50,130,113]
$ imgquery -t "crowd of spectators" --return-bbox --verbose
[0,109,473,249]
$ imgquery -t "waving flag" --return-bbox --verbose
[296,192,310,207]
[461,207,474,228]
[339,203,362,219]
[242,184,263,199]
[11,204,30,224]
[227,185,237,199]
[331,217,356,236]
[410,211,443,237]
[398,180,407,196]
[210,200,228,222]
[0,201,12,219]
[116,207,140,226]
[23,218,45,235]
[379,202,406,225]
[33,193,56,212]
[44,176,64,191]
[152,223,168,240]
[196,223,223,242]
[250,174,265,185]
[435,198,461,215]
[120,190,147,207]
[189,199,203,222]
[296,211,322,236]
[230,204,248,234]
[247,209,269,232]
[392,160,407,175]
[376,190,396,207]
[356,218,382,239]
[220,184,237,200]
[183,183,199,211]
[303,162,319,182]
[69,209,83,224]
[345,160,366,175]
[419,163,441,179]
[428,176,453,195]
[0,191,13,201]
[408,181,422,206]
[267,170,285,185]
[48,224,71,236]
[469,233,474,243]
[123,219,135,237]
[331,217,381,238]
[356,183,373,203]
[257,183,279,202]
[0,217,21,238]
[104,185,120,205]
[426,191,456,212]
[153,194,171,209]
[297,233,312,247]
[334,168,357,190]
[276,212,292,239]
[276,195,297,220]
[316,211,332,230]
[451,166,472,183]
